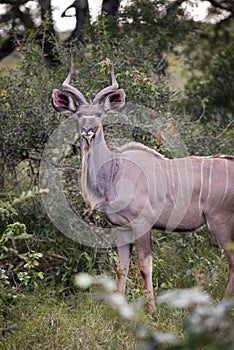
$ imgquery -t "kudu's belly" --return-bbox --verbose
[152,205,206,232]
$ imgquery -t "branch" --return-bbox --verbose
[16,8,35,28]
[0,5,34,28]
[206,0,234,14]
[61,3,74,17]
[61,0,89,17]
[62,0,90,44]
[0,11,14,24]
[0,0,28,4]
[0,4,35,61]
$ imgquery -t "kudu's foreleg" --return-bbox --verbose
[117,243,133,294]
[136,230,155,312]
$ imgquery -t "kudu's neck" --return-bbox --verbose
[81,125,113,212]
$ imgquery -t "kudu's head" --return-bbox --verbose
[52,57,126,148]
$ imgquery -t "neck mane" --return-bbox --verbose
[115,141,164,158]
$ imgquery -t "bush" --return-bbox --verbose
[0,188,44,305]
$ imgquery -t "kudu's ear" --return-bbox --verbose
[103,89,126,113]
[52,89,78,114]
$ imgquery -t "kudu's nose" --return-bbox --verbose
[81,126,95,144]
[82,126,92,135]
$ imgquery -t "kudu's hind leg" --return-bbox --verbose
[117,243,133,294]
[220,244,234,298]
[136,230,155,312]
[207,214,234,298]
[222,235,234,298]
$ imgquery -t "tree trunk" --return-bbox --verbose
[62,0,90,45]
[38,0,60,66]
[101,0,120,16]
[101,0,120,30]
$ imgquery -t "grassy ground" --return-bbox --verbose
[0,291,130,349]
[0,288,188,350]
[1,228,234,350]
[1,285,233,350]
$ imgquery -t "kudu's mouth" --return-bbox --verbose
[81,126,97,146]
[82,131,94,144]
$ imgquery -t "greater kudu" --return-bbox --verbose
[52,58,234,312]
